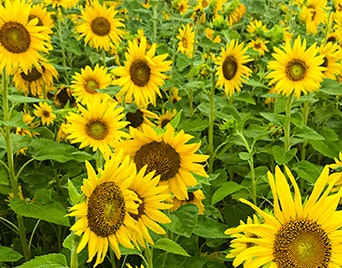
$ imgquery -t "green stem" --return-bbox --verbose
[70,233,79,268]
[144,242,153,268]
[56,7,70,83]
[300,100,309,161]
[109,247,117,268]
[2,70,30,261]
[151,3,158,43]
[284,96,293,152]
[237,131,256,205]
[208,71,216,174]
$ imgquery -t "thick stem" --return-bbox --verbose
[284,96,292,152]
[208,71,216,174]
[144,242,153,268]
[56,7,70,83]
[237,131,257,205]
[2,70,30,261]
[70,233,79,268]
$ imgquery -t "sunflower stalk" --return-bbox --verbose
[56,7,70,83]
[236,130,257,205]
[1,69,31,261]
[144,242,154,268]
[284,95,293,152]
[70,233,79,268]
[208,70,216,174]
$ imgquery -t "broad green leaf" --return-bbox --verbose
[8,95,41,104]
[234,92,256,105]
[211,181,245,205]
[310,140,341,158]
[29,138,94,163]
[167,204,198,237]
[16,253,68,268]
[244,79,269,89]
[178,118,209,132]
[239,152,251,161]
[176,53,192,71]
[292,161,323,184]
[0,246,23,262]
[67,179,82,206]
[319,79,342,95]
[154,238,189,257]
[168,110,182,129]
[294,126,324,141]
[272,145,297,165]
[9,189,70,226]
[259,112,286,126]
[192,215,228,238]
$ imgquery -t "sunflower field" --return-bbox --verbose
[1,0,342,267]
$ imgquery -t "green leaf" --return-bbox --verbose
[16,253,68,268]
[29,138,94,163]
[168,110,182,129]
[167,204,198,237]
[8,95,42,104]
[260,112,286,126]
[294,126,324,141]
[9,189,70,226]
[67,179,82,206]
[292,161,323,184]
[234,92,256,104]
[176,53,192,71]
[0,246,23,262]
[244,79,269,89]
[178,118,209,132]
[310,140,341,158]
[272,145,297,165]
[154,238,189,257]
[192,215,228,238]
[319,79,342,95]
[211,181,244,205]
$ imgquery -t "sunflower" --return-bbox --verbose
[64,98,129,154]
[176,23,195,58]
[54,86,76,108]
[0,0,52,75]
[205,28,221,43]
[170,189,205,215]
[128,165,172,247]
[114,124,209,200]
[70,64,112,104]
[247,38,269,56]
[43,0,79,9]
[68,151,141,267]
[13,62,58,98]
[327,152,342,196]
[176,0,189,15]
[225,165,342,267]
[215,40,252,96]
[300,0,328,34]
[33,102,55,126]
[125,108,158,130]
[76,0,125,51]
[318,41,342,79]
[29,3,54,34]
[246,19,268,34]
[227,3,246,26]
[157,109,177,128]
[112,36,172,107]
[266,36,326,98]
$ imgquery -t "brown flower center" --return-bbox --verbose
[129,60,151,87]
[285,59,308,81]
[126,110,144,128]
[222,55,238,80]
[134,141,181,181]
[181,37,188,48]
[87,181,126,237]
[0,21,31,53]
[20,67,44,82]
[90,17,111,36]
[273,218,331,267]
[84,79,99,94]
[86,120,109,140]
